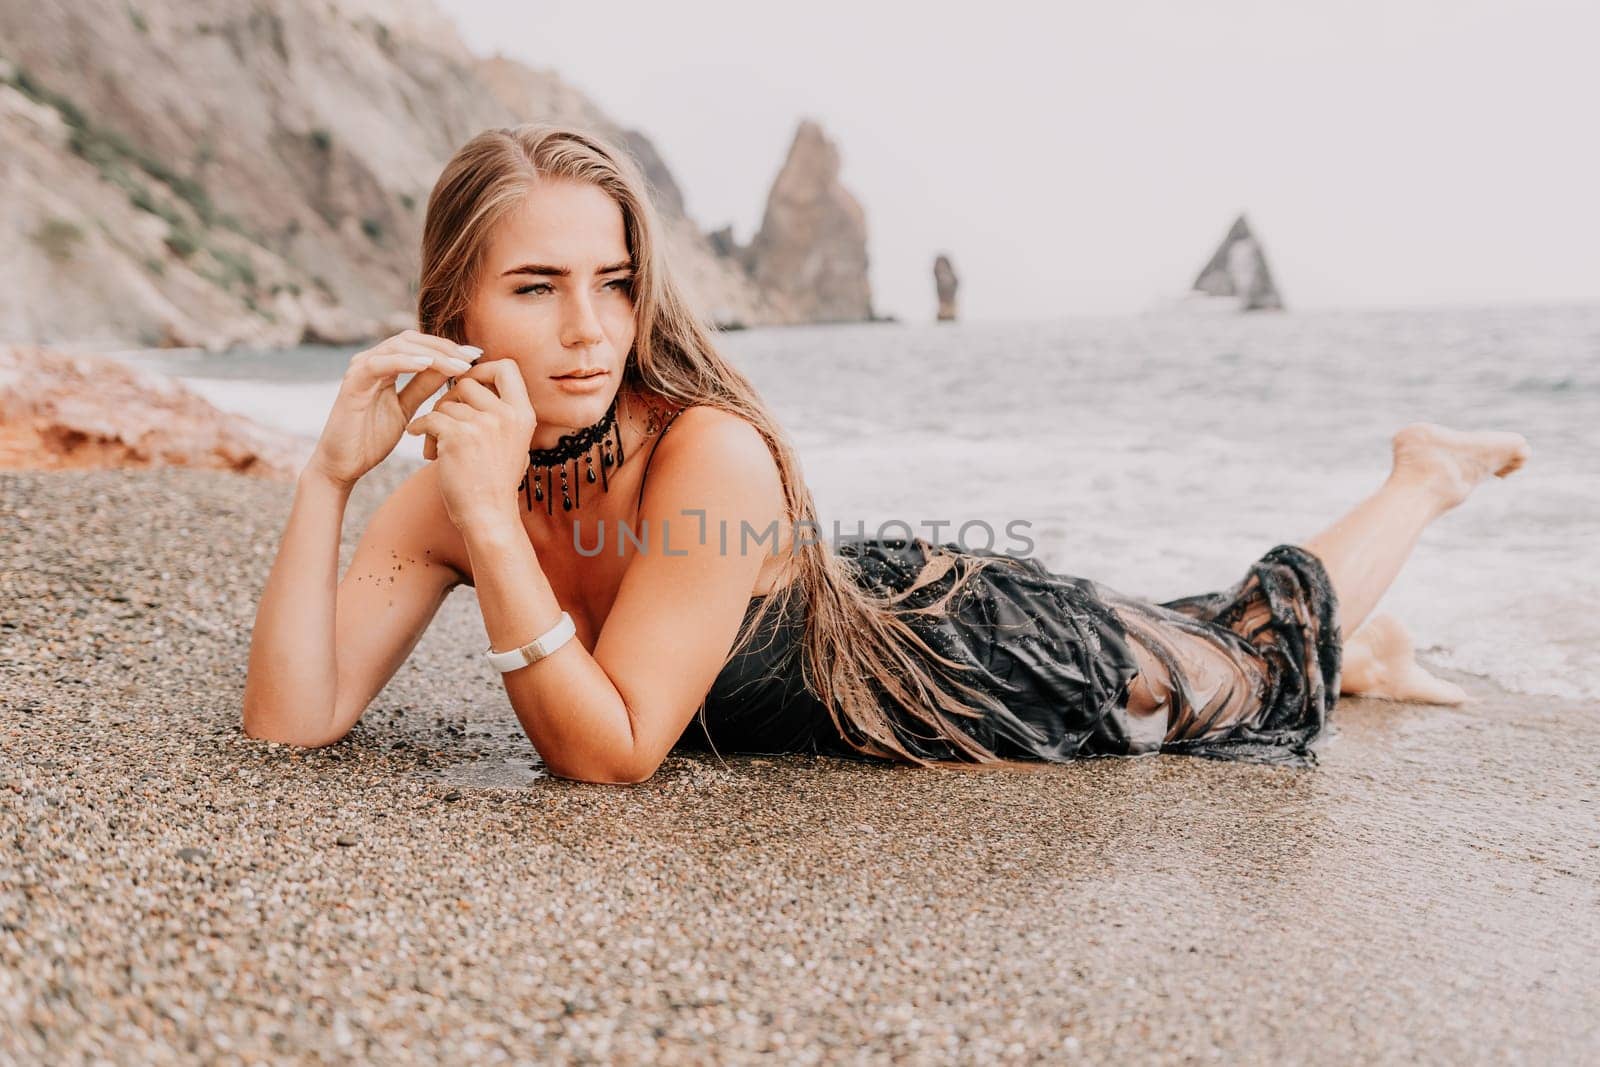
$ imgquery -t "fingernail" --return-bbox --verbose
[446,358,472,373]
[458,345,483,358]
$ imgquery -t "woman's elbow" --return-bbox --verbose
[615,752,667,785]
[240,699,348,750]
[545,753,660,786]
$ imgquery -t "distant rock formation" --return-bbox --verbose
[933,254,959,321]
[704,225,739,259]
[0,0,809,351]
[741,120,874,324]
[1190,214,1285,311]
[0,346,309,476]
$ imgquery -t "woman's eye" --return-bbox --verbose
[513,280,630,296]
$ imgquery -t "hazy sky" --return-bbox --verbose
[446,0,1598,322]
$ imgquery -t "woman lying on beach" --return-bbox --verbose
[242,123,1531,782]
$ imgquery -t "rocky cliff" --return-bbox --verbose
[0,0,836,352]
[733,120,874,324]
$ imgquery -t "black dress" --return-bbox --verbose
[675,536,1343,767]
[636,405,1344,768]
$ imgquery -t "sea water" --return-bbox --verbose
[116,302,1600,701]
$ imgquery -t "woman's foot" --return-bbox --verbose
[1340,613,1470,705]
[1389,422,1532,513]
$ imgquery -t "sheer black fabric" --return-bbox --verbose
[675,536,1342,768]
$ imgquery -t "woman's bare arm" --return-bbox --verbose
[240,466,351,745]
[242,463,462,747]
[459,408,785,784]
[240,330,478,747]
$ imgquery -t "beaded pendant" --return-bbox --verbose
[515,395,625,516]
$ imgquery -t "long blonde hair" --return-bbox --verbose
[418,123,1025,766]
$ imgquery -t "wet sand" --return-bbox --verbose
[2,464,1595,1063]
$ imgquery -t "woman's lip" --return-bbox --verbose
[552,372,609,390]
[552,371,607,379]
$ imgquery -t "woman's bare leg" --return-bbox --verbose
[1299,422,1531,644]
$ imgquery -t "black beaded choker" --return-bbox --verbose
[516,395,624,515]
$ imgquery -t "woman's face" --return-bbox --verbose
[462,177,638,449]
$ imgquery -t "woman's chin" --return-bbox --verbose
[533,381,618,432]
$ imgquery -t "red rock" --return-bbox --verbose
[0,346,310,479]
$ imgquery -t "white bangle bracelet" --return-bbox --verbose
[484,611,577,673]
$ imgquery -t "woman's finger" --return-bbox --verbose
[487,359,535,416]
[408,402,471,436]
[429,365,496,411]
[361,352,435,378]
[414,359,506,421]
[409,358,513,459]
[451,377,502,413]
[433,399,476,421]
[397,367,449,417]
[396,342,482,416]
[354,341,469,395]
[399,330,482,364]
[405,411,456,439]
[447,358,504,390]
[358,349,468,388]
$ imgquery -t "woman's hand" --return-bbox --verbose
[306,330,481,489]
[404,358,538,531]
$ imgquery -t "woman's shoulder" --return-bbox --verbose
[633,398,790,551]
[638,397,781,482]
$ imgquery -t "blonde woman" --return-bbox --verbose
[241,124,1530,783]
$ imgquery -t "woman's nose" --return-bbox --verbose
[561,291,605,348]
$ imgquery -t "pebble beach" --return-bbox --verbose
[2,461,1596,1063]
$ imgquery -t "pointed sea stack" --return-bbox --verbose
[933,254,959,321]
[744,120,874,323]
[1190,214,1285,311]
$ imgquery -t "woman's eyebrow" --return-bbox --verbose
[500,260,634,278]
